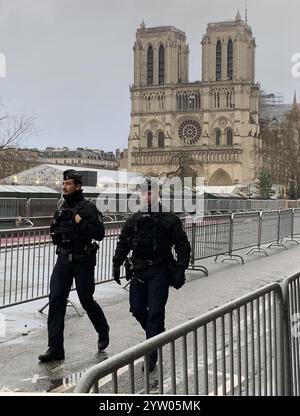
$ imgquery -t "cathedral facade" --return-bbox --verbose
[127,12,261,186]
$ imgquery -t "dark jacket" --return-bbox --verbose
[50,191,104,251]
[113,208,191,269]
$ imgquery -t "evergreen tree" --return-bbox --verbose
[254,169,275,199]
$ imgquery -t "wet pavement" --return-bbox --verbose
[1,241,300,393]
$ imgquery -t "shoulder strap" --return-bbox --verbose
[68,199,89,216]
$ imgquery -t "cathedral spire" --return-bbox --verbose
[292,90,299,114]
[293,90,297,107]
[140,19,146,29]
[235,9,242,22]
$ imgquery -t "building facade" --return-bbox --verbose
[40,147,118,170]
[127,12,261,186]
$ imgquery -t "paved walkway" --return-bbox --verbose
[0,241,300,393]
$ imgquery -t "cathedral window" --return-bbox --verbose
[216,40,222,81]
[147,132,153,148]
[159,45,165,85]
[215,129,221,145]
[226,129,233,145]
[227,39,233,80]
[178,120,202,145]
[147,46,153,86]
[158,132,165,148]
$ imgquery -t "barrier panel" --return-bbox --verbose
[293,209,300,236]
[281,273,300,396]
[260,211,280,245]
[74,283,284,396]
[27,198,59,218]
[279,209,293,241]
[189,215,231,261]
[0,226,55,308]
[0,198,27,218]
[1,208,300,309]
[232,212,260,251]
[0,222,125,309]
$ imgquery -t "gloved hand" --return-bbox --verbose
[113,265,121,285]
[171,267,186,289]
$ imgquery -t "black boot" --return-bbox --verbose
[38,347,65,363]
[98,326,109,351]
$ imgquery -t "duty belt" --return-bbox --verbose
[133,258,165,270]
[57,246,88,261]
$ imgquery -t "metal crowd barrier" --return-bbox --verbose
[1,209,300,309]
[1,198,300,222]
[188,215,231,270]
[281,273,300,396]
[0,222,124,309]
[27,198,59,218]
[74,282,285,395]
[0,198,27,218]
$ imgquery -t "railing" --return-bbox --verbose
[1,209,300,309]
[0,198,28,218]
[74,273,300,395]
[74,282,286,395]
[0,222,124,309]
[1,198,300,223]
[281,273,300,396]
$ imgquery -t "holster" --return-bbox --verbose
[87,242,99,267]
[124,257,134,281]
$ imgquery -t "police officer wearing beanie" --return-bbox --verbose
[39,169,109,362]
[112,177,191,372]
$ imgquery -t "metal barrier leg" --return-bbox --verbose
[38,298,83,317]
[220,254,244,265]
[267,241,288,250]
[283,237,300,245]
[67,299,83,317]
[38,301,49,314]
[123,280,131,290]
[187,264,208,277]
[247,246,269,257]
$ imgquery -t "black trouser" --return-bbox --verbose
[47,252,108,350]
[129,266,169,360]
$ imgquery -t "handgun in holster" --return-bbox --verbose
[124,256,134,281]
[87,242,99,267]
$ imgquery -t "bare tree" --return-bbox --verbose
[159,152,200,189]
[258,105,300,199]
[0,103,35,179]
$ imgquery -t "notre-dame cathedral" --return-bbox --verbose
[126,11,261,186]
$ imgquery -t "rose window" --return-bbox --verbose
[178,120,202,145]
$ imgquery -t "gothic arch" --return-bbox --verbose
[214,128,222,145]
[147,45,153,86]
[227,39,233,80]
[208,169,233,186]
[146,131,153,148]
[216,39,222,81]
[157,131,165,148]
[158,44,165,85]
[142,119,164,137]
[210,116,233,133]
[225,127,233,145]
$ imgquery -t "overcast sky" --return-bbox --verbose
[0,0,299,151]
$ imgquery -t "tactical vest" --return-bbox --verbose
[51,199,88,249]
[131,211,168,260]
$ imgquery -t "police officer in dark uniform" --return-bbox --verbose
[39,169,109,362]
[112,178,191,371]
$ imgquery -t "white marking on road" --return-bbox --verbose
[21,374,48,384]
